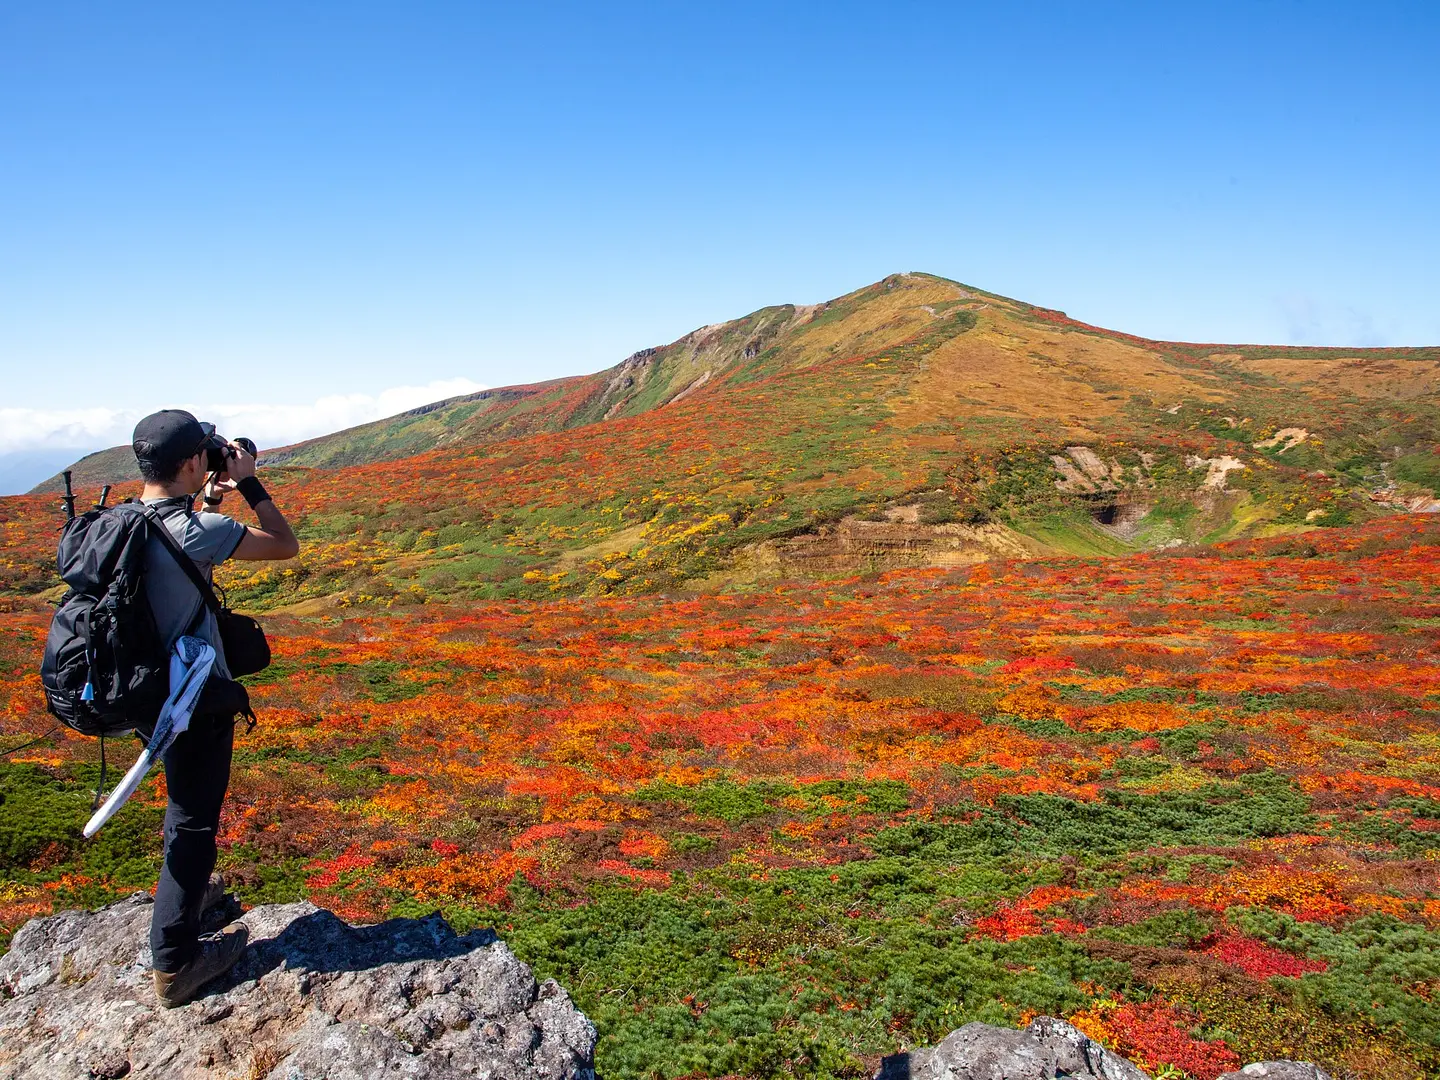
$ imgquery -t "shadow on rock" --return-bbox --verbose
[226,903,500,986]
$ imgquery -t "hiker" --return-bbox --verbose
[131,409,299,1006]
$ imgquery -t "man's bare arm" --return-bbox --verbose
[233,498,299,561]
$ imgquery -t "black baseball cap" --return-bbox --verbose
[132,409,223,469]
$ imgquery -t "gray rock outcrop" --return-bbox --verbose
[0,892,596,1080]
[1217,1065,1333,1080]
[877,1018,1151,1080]
[876,1017,1333,1080]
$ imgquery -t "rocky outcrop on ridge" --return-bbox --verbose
[874,1017,1332,1080]
[0,893,595,1080]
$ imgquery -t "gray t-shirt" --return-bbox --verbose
[141,496,248,679]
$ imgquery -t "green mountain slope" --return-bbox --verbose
[33,445,142,492]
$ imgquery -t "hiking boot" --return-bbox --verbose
[201,871,228,913]
[153,921,249,1008]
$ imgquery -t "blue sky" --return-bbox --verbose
[1,2,1437,489]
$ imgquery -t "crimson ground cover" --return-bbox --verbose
[2,516,1439,1078]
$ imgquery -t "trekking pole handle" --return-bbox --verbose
[61,471,77,522]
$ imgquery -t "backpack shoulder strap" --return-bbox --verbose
[137,504,224,617]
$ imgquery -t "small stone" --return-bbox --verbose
[87,1052,130,1079]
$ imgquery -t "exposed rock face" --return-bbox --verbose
[0,893,596,1080]
[1371,486,1440,513]
[1052,447,1126,493]
[1252,427,1309,453]
[877,1017,1331,1080]
[766,516,1048,574]
[1185,453,1248,491]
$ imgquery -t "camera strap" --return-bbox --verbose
[139,505,227,620]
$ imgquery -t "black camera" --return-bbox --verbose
[205,436,257,474]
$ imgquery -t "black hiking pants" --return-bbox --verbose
[149,711,235,973]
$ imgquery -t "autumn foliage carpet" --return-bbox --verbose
[2,516,1439,1079]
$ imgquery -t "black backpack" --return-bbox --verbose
[40,502,169,737]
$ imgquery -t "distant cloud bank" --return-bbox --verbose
[1276,295,1393,349]
[0,377,487,494]
[0,378,488,457]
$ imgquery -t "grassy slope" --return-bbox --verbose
[31,445,141,493]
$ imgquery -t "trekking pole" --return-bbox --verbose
[96,485,112,510]
[60,471,77,522]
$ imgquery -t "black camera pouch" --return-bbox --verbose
[217,609,270,678]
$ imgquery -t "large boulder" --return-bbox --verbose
[0,892,596,1080]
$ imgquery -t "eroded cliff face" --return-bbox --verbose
[763,515,1050,574]
[684,509,1054,589]
[0,893,595,1080]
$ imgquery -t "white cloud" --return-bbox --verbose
[1277,295,1392,348]
[0,378,488,457]
[0,407,128,455]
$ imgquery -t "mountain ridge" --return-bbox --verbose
[9,271,1440,605]
[32,271,1440,491]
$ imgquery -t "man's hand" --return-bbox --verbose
[223,441,257,481]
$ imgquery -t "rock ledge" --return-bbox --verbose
[0,892,595,1080]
